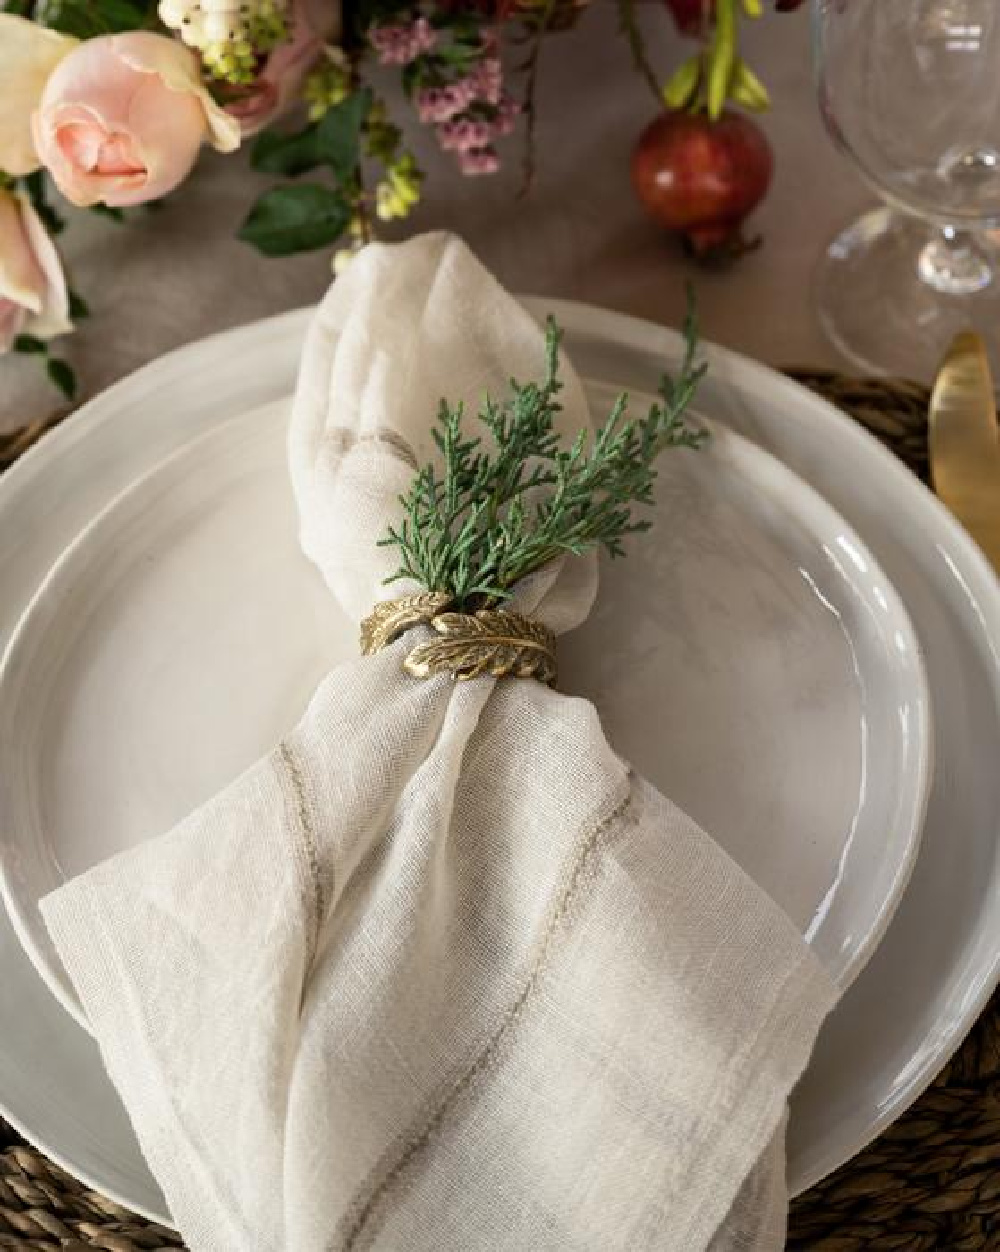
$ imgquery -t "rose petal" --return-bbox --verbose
[117,71,204,204]
[0,300,27,354]
[57,120,105,172]
[0,189,45,314]
[0,15,78,175]
[37,36,149,134]
[16,190,71,340]
[113,32,241,152]
[32,105,116,207]
[95,131,145,176]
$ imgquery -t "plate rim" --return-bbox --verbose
[0,403,287,1036]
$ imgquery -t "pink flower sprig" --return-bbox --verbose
[414,59,504,124]
[416,80,476,124]
[369,17,437,66]
[437,117,492,153]
[371,14,518,178]
[457,148,499,176]
[435,91,520,174]
[468,55,501,106]
[491,92,520,137]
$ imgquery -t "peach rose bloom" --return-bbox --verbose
[0,188,71,353]
[32,32,240,208]
[223,0,341,136]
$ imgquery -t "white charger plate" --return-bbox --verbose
[0,397,929,1033]
[0,300,996,1223]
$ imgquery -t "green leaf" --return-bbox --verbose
[731,58,770,112]
[251,123,322,178]
[13,334,47,355]
[91,203,125,222]
[251,89,373,184]
[23,171,65,236]
[68,290,90,320]
[238,184,351,257]
[36,0,152,36]
[400,62,423,96]
[662,57,702,111]
[46,357,77,400]
[315,88,373,180]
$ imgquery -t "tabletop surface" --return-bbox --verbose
[0,5,872,430]
[8,14,1000,1252]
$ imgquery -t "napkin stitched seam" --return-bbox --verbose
[333,771,635,1252]
[278,740,328,962]
[326,427,419,469]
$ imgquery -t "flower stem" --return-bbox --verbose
[518,0,557,197]
[617,0,663,105]
[706,0,738,119]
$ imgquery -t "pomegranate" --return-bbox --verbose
[665,0,804,31]
[664,0,713,35]
[630,108,773,259]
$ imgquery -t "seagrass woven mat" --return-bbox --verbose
[0,369,997,1250]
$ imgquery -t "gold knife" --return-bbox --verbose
[929,331,1000,575]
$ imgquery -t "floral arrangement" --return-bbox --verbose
[0,0,801,398]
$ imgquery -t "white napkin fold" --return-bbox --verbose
[42,232,837,1252]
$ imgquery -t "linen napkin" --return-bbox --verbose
[41,232,838,1252]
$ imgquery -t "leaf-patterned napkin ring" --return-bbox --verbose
[360,593,557,686]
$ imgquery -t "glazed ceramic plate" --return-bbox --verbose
[0,302,996,1225]
[0,393,929,1032]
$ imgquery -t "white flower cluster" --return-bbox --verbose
[158,0,289,83]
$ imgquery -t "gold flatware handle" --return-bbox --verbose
[929,331,1000,573]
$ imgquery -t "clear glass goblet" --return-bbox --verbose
[813,0,1000,380]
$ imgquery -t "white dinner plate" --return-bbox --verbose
[0,394,929,1032]
[0,301,996,1224]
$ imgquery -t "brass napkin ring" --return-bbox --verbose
[360,593,557,685]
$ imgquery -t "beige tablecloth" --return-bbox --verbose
[0,5,871,428]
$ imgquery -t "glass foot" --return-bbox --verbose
[815,206,1000,383]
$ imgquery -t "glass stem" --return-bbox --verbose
[918,226,994,296]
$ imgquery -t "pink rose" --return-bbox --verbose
[222,0,342,136]
[0,188,70,354]
[32,32,240,208]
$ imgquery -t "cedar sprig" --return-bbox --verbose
[380,303,708,608]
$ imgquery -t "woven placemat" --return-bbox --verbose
[0,370,997,1250]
